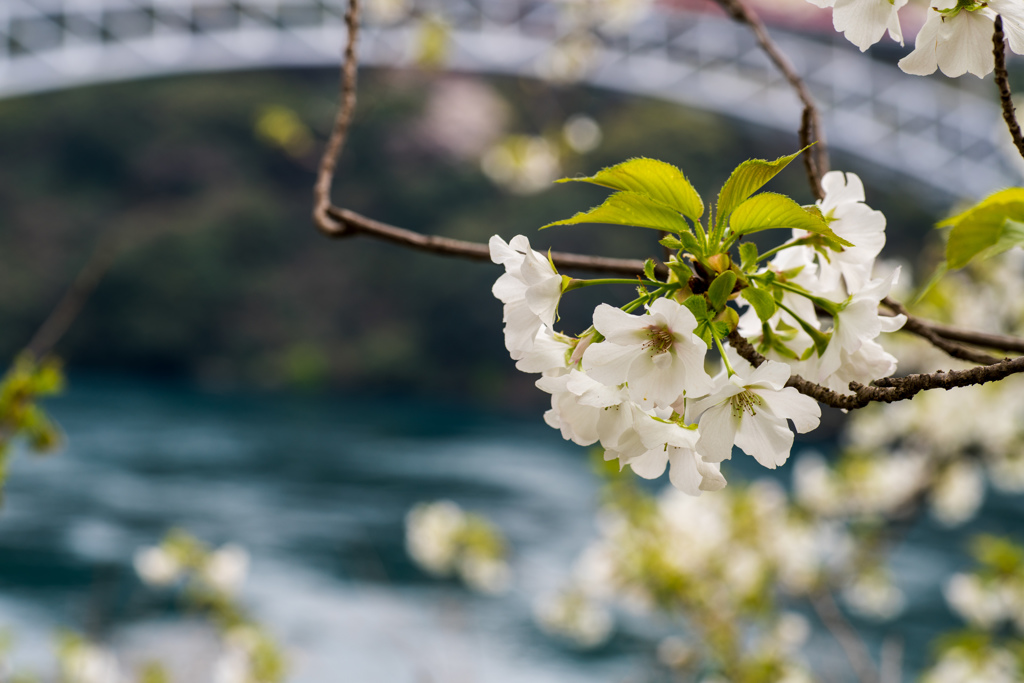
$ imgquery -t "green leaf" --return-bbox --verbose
[682,294,709,320]
[558,158,704,222]
[712,321,734,338]
[946,203,1024,269]
[798,319,831,356]
[659,236,684,250]
[739,242,759,271]
[730,193,833,237]
[542,191,691,233]
[715,149,805,229]
[910,260,949,306]
[667,260,693,285]
[742,286,777,323]
[937,188,1024,228]
[643,258,658,282]
[678,231,704,257]
[708,271,737,311]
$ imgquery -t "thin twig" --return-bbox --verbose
[326,206,652,275]
[313,0,362,236]
[810,590,880,683]
[712,0,829,199]
[727,330,1024,410]
[883,297,1024,354]
[26,238,119,359]
[882,298,1003,365]
[994,16,1024,161]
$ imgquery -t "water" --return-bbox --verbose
[0,376,1020,681]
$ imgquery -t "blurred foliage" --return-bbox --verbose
[0,70,942,406]
[0,354,64,499]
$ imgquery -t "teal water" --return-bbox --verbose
[0,377,1019,681]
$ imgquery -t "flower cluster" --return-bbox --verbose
[134,531,250,596]
[532,474,848,678]
[920,536,1024,683]
[405,500,512,594]
[133,530,287,683]
[492,155,904,495]
[808,0,1024,77]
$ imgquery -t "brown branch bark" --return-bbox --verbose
[326,206,651,275]
[313,0,362,237]
[727,330,1024,410]
[883,297,1024,355]
[26,239,119,359]
[994,16,1024,161]
[881,298,1003,365]
[711,0,829,199]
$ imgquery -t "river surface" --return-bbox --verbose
[0,376,1020,681]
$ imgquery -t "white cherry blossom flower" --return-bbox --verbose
[691,361,821,470]
[991,0,1024,55]
[202,543,250,594]
[815,268,906,382]
[537,369,632,447]
[842,570,906,620]
[515,327,573,375]
[930,460,985,526]
[607,403,725,496]
[815,171,887,293]
[899,1,998,78]
[490,234,564,359]
[807,0,909,51]
[583,298,713,409]
[133,545,182,587]
[944,573,1008,628]
[818,338,899,395]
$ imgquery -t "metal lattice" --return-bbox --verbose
[2,0,1020,198]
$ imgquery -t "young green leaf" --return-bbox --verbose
[937,188,1024,228]
[643,258,659,282]
[659,236,685,250]
[742,286,777,323]
[739,242,759,271]
[707,271,737,312]
[729,193,832,237]
[557,158,704,222]
[542,191,691,233]
[715,148,805,229]
[945,202,1024,269]
[683,294,709,320]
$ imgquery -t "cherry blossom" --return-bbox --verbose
[583,297,713,409]
[807,0,909,51]
[899,1,999,78]
[490,234,565,359]
[691,361,821,470]
[814,171,887,293]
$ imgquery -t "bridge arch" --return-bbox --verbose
[2,0,1019,198]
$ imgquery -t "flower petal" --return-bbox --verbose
[734,413,795,469]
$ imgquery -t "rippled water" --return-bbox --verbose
[0,376,1020,681]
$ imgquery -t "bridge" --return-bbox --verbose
[2,0,1019,199]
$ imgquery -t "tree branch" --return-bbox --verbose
[711,0,829,200]
[883,297,1024,355]
[324,206,652,275]
[994,16,1024,161]
[727,330,1024,410]
[26,237,119,359]
[881,298,1003,365]
[313,0,362,237]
